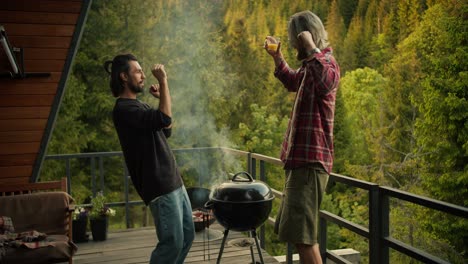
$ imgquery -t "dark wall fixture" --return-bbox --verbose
[0,25,51,79]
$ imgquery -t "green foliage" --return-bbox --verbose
[326,0,346,60]
[367,33,394,71]
[390,198,467,263]
[339,67,389,168]
[409,4,468,173]
[49,74,90,153]
[341,16,369,73]
[338,0,360,28]
[234,104,288,157]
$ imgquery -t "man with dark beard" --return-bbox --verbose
[105,54,194,264]
[265,11,340,264]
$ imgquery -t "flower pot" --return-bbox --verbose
[90,217,108,241]
[72,217,89,243]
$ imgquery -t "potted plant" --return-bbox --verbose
[89,191,116,241]
[72,206,89,243]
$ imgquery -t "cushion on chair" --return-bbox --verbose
[0,192,73,235]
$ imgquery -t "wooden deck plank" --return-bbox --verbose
[69,224,280,264]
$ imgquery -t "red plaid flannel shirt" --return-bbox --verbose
[275,47,340,174]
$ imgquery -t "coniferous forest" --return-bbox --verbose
[40,0,467,263]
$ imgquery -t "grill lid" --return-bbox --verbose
[210,172,274,203]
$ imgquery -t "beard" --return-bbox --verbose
[128,82,144,94]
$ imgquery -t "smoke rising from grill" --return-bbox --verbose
[143,1,242,186]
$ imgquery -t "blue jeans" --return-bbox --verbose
[148,186,195,264]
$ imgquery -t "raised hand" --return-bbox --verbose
[264,36,282,57]
[149,84,160,98]
[151,64,167,83]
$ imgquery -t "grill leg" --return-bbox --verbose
[249,231,256,264]
[217,229,229,264]
[252,230,264,264]
[203,226,206,260]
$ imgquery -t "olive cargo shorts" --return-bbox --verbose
[274,164,329,245]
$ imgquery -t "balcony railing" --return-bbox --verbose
[44,147,468,264]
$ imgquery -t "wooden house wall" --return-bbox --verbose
[0,0,90,185]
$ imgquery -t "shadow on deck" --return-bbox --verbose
[69,224,280,264]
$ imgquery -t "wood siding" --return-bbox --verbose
[0,0,89,185]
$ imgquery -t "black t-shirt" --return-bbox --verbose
[112,98,183,205]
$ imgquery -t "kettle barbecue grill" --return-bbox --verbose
[205,172,274,264]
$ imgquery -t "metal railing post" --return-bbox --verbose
[91,157,96,196]
[197,149,202,186]
[319,216,327,263]
[259,160,266,249]
[380,190,390,263]
[369,184,382,264]
[247,152,252,175]
[259,160,265,181]
[99,156,104,192]
[65,158,71,194]
[248,152,257,178]
[124,163,130,229]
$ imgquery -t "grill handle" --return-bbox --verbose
[204,200,214,209]
[231,171,253,182]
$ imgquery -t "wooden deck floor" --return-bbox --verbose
[69,224,280,264]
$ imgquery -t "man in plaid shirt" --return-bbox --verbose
[265,10,340,264]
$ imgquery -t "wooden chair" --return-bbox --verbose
[0,178,75,264]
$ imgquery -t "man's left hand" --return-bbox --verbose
[149,84,160,98]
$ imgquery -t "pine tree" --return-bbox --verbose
[326,0,346,60]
